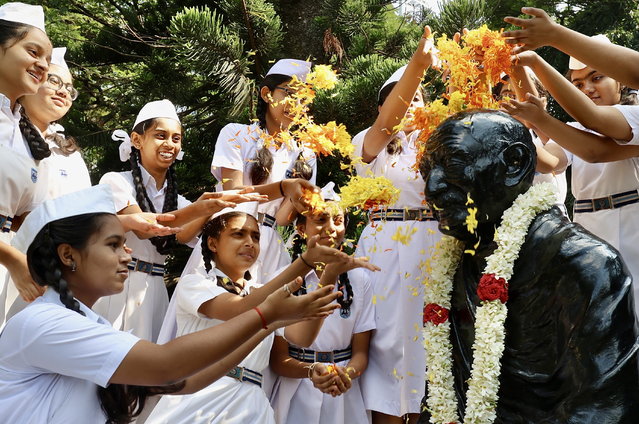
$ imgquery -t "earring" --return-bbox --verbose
[71,262,77,272]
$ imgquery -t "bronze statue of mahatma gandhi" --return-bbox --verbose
[418,110,639,423]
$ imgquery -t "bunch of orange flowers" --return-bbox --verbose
[413,25,513,167]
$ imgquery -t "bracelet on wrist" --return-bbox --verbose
[253,306,268,330]
[279,180,286,198]
[306,362,320,380]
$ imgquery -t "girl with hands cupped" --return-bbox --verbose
[270,184,379,424]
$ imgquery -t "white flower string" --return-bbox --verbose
[422,182,556,424]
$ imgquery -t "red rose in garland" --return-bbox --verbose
[477,273,509,303]
[423,303,450,325]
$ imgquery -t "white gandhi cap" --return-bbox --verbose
[12,185,116,254]
[378,64,407,100]
[266,59,312,82]
[50,47,69,71]
[0,2,46,33]
[133,99,181,129]
[568,34,612,70]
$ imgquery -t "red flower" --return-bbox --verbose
[477,273,509,303]
[423,303,449,325]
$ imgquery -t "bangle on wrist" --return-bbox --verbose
[279,180,286,198]
[253,306,268,330]
[306,362,319,380]
[300,252,314,269]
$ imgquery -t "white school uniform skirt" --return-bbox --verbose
[272,360,369,424]
[574,204,639,317]
[356,219,441,416]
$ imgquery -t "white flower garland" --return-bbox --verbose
[423,182,556,424]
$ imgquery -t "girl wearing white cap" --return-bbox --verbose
[1,47,88,324]
[501,48,639,318]
[94,99,268,342]
[211,58,317,282]
[350,27,440,424]
[0,184,341,424]
[270,182,378,424]
[0,2,52,330]
[144,203,376,424]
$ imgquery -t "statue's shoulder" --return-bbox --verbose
[525,207,629,285]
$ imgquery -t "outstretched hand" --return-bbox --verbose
[119,212,182,237]
[264,277,341,325]
[415,26,439,69]
[503,7,558,54]
[500,93,547,125]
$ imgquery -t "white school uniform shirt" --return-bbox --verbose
[0,94,47,327]
[270,267,375,424]
[351,127,442,416]
[146,267,275,424]
[211,122,316,280]
[94,167,193,341]
[41,138,92,200]
[547,104,639,318]
[0,288,139,424]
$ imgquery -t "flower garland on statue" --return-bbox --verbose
[422,182,556,424]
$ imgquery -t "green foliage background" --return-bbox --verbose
[6,0,639,277]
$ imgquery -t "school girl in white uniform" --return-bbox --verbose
[350,28,441,424]
[500,45,639,317]
[0,184,341,424]
[146,205,371,423]
[211,59,317,282]
[270,184,377,424]
[2,47,91,324]
[95,100,250,341]
[0,3,52,325]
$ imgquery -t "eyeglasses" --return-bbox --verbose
[273,86,295,97]
[46,73,79,101]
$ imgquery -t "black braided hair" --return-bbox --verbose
[200,212,258,295]
[19,108,51,160]
[26,213,184,424]
[289,231,308,295]
[129,119,179,255]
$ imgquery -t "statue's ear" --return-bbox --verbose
[500,142,533,187]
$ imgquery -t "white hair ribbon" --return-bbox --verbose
[112,129,132,162]
[320,181,341,202]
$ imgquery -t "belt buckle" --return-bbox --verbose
[592,195,613,211]
[228,366,243,380]
[316,351,333,362]
[137,261,153,274]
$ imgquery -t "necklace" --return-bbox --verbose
[422,182,556,423]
